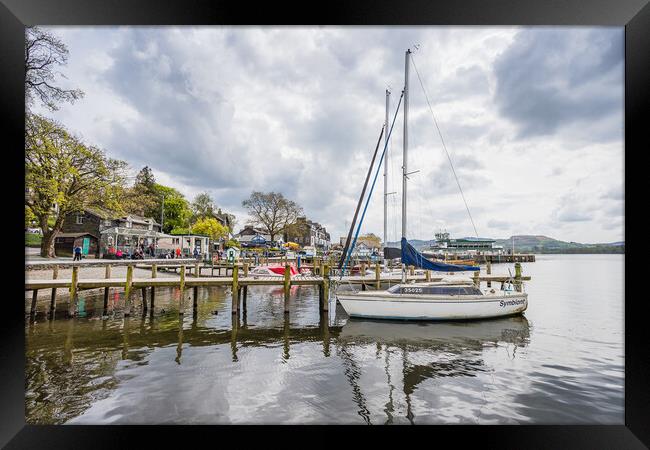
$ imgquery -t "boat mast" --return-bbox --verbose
[383,88,390,258]
[401,49,410,282]
[402,49,410,240]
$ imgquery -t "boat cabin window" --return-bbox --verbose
[390,285,482,295]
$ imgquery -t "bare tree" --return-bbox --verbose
[25,26,84,111]
[242,191,303,242]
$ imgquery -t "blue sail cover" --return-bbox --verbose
[401,237,479,272]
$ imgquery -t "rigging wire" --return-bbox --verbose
[410,53,480,238]
[340,89,405,280]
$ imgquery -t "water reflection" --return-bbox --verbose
[26,257,624,425]
[336,316,531,424]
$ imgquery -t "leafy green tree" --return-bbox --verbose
[225,239,241,249]
[25,27,84,111]
[358,233,382,249]
[191,217,228,241]
[150,184,191,234]
[25,114,126,257]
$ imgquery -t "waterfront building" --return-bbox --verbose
[157,233,210,260]
[235,226,273,247]
[427,231,503,255]
[285,217,331,250]
[58,207,166,258]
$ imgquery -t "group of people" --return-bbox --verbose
[163,248,183,259]
[105,242,158,260]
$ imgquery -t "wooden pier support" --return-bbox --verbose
[322,265,330,312]
[473,270,480,288]
[179,265,186,315]
[123,265,133,317]
[231,265,239,315]
[151,264,157,278]
[69,266,79,317]
[30,289,38,317]
[150,286,155,311]
[102,265,111,316]
[243,263,249,277]
[141,287,147,314]
[50,266,59,318]
[193,286,199,310]
[426,270,431,282]
[514,262,522,292]
[195,262,200,278]
[243,285,248,312]
[284,264,291,313]
[375,263,381,289]
[486,261,492,287]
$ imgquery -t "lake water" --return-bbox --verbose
[25,254,624,424]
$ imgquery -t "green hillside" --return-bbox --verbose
[494,235,624,254]
[387,235,624,254]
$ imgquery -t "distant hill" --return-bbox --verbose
[493,235,624,254]
[385,239,435,250]
[387,235,624,254]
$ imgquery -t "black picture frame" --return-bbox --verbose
[1,0,646,447]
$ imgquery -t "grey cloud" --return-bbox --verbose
[601,185,623,200]
[487,219,511,230]
[494,28,623,141]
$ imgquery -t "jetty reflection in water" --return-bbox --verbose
[26,283,534,425]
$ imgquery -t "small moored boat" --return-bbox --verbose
[337,277,527,321]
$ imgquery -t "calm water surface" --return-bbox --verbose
[25,255,624,424]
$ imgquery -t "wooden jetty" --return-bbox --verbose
[25,259,529,319]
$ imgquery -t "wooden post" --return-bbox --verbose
[179,265,186,315]
[426,270,431,282]
[514,262,522,292]
[30,289,39,316]
[473,270,480,288]
[193,286,199,310]
[375,263,381,289]
[243,263,249,277]
[50,266,59,317]
[409,265,415,276]
[284,264,291,313]
[124,265,133,317]
[151,264,157,278]
[103,265,110,316]
[69,265,79,317]
[486,260,492,287]
[150,286,155,311]
[243,285,248,312]
[322,265,330,312]
[141,287,147,314]
[231,265,239,315]
[195,262,200,278]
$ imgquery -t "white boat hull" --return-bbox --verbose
[336,291,528,321]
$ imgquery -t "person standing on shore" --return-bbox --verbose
[73,245,82,261]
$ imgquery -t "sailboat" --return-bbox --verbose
[336,49,528,321]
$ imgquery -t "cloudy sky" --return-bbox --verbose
[35,26,624,243]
